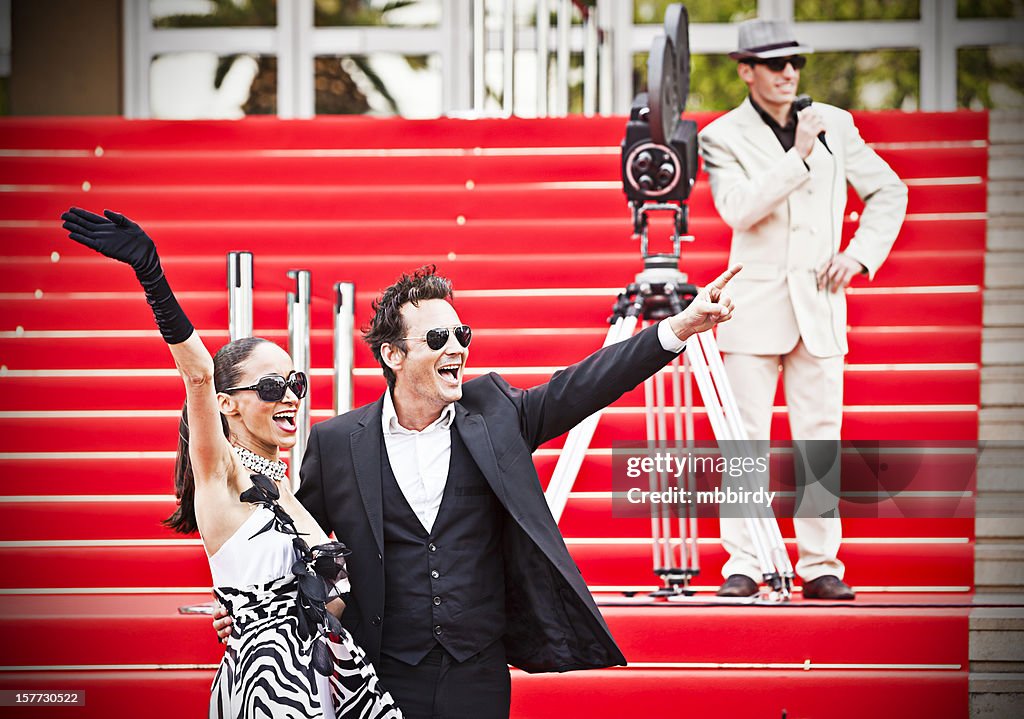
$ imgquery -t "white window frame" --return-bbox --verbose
[123,0,1024,118]
[123,0,463,118]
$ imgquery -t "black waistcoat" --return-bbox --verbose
[380,428,506,664]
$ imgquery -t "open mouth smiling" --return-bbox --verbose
[273,411,296,430]
[438,362,461,383]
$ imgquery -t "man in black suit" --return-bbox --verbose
[217,263,739,718]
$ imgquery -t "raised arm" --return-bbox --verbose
[514,264,741,448]
[61,207,232,481]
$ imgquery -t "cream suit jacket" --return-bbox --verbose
[699,99,908,358]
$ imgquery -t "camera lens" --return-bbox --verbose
[638,174,654,190]
[656,162,676,184]
[634,151,653,172]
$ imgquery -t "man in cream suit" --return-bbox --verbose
[699,19,907,599]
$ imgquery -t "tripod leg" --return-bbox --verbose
[670,355,699,584]
[646,347,694,596]
[642,356,664,576]
[545,314,638,522]
[681,355,700,574]
[654,362,674,574]
[694,330,794,598]
[686,334,783,595]
[669,357,686,576]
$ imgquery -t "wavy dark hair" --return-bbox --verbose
[363,265,455,390]
[163,336,272,534]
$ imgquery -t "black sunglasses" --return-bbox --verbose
[401,325,472,351]
[223,371,308,402]
[746,55,806,72]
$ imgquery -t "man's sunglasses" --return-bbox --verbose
[746,55,806,72]
[223,371,308,402]
[401,325,472,351]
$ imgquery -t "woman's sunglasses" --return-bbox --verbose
[401,325,472,351]
[223,371,308,402]
[746,55,806,72]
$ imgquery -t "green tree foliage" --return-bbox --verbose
[800,50,919,110]
[958,46,1024,108]
[314,0,420,27]
[153,0,276,27]
[634,49,919,112]
[956,0,1022,18]
[634,0,755,23]
[793,0,918,20]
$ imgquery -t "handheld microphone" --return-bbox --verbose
[793,94,831,154]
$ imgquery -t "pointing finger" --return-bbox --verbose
[708,263,743,292]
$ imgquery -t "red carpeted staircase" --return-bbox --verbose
[0,111,984,718]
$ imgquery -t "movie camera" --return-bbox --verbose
[621,4,698,256]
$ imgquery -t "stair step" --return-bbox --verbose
[0,216,985,256]
[0,248,985,295]
[0,498,976,542]
[1,182,986,225]
[0,594,969,667]
[0,110,987,150]
[0,456,983,528]
[0,145,985,187]
[0,327,978,372]
[0,367,981,411]
[0,540,973,590]
[0,409,982,455]
[0,292,984,347]
[0,668,969,719]
[510,668,968,719]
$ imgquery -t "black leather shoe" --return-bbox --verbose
[716,574,759,597]
[802,575,855,600]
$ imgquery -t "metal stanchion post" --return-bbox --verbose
[333,281,355,416]
[227,251,253,341]
[287,270,312,489]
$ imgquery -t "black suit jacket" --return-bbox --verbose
[296,323,677,672]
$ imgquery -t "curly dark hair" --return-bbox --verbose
[363,265,454,390]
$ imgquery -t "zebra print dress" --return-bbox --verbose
[208,474,402,719]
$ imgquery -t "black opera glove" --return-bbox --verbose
[61,207,194,344]
[62,207,162,284]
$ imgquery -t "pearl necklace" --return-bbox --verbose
[233,445,288,483]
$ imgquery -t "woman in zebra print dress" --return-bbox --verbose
[61,207,403,719]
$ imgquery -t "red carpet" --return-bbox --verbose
[0,111,984,717]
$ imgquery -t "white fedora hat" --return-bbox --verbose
[728,19,814,60]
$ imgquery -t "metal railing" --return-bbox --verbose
[287,269,312,486]
[225,255,358,483]
[227,251,253,341]
[473,0,611,117]
[333,281,356,416]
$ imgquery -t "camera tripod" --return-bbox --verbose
[545,206,794,602]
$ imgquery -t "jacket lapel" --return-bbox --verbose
[454,404,510,508]
[350,398,385,555]
[736,97,787,163]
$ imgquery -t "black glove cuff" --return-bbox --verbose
[143,274,195,345]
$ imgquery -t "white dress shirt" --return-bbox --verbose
[382,389,456,532]
[382,320,686,532]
